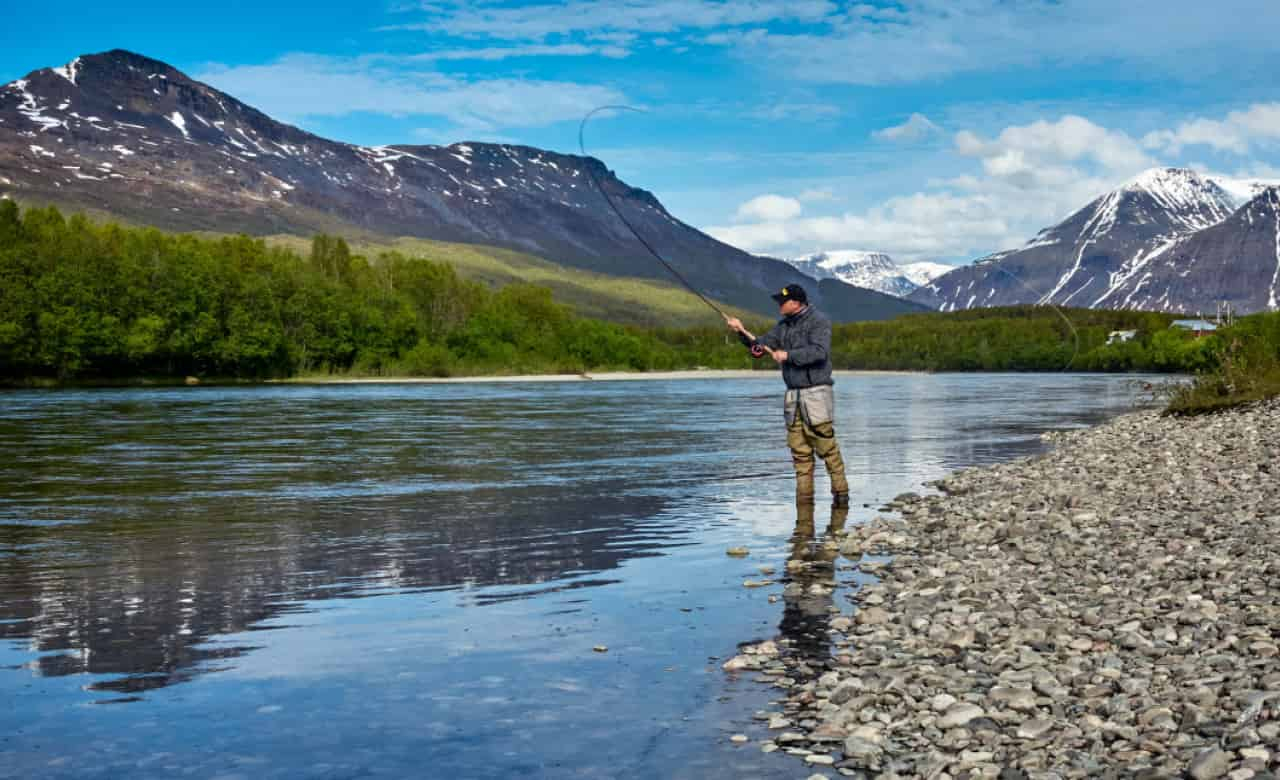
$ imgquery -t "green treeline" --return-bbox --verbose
[0,202,757,379]
[828,306,1220,372]
[1,201,1274,401]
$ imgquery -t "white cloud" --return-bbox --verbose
[704,111,1238,262]
[734,194,802,222]
[710,190,1013,261]
[745,102,841,122]
[954,115,1152,189]
[400,43,632,61]
[874,113,940,142]
[1142,103,1280,155]
[707,0,1280,86]
[196,54,624,133]
[383,0,837,39]
[798,187,835,202]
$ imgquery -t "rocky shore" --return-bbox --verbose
[725,398,1280,779]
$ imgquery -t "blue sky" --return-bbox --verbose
[4,0,1280,263]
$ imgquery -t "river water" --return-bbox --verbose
[0,373,1159,779]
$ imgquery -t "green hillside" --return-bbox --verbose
[263,234,757,328]
[0,202,766,380]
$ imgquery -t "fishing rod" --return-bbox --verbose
[577,106,735,324]
[578,106,785,361]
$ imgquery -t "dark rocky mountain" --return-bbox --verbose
[0,50,925,322]
[1111,186,1280,313]
[908,168,1272,314]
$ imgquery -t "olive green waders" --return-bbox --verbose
[784,385,849,501]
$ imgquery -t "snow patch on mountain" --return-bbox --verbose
[1123,168,1236,231]
[899,261,954,288]
[1211,175,1280,207]
[165,111,189,139]
[9,79,65,133]
[786,250,951,298]
[51,57,83,86]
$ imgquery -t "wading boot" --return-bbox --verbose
[828,505,849,535]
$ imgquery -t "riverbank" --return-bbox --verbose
[0,368,926,388]
[728,398,1280,778]
[276,369,920,384]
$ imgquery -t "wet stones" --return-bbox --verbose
[853,607,890,626]
[937,703,986,729]
[1188,748,1232,780]
[730,397,1280,778]
[1015,718,1055,739]
[988,685,1038,712]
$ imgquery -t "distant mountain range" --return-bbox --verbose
[0,50,926,323]
[786,250,953,298]
[910,168,1280,315]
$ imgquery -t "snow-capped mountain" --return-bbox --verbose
[899,261,955,289]
[787,250,953,298]
[0,50,926,322]
[1107,186,1280,313]
[1212,176,1280,205]
[909,168,1259,313]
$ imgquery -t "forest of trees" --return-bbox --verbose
[0,202,734,379]
[1,201,1275,406]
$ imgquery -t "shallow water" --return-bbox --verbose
[0,374,1160,778]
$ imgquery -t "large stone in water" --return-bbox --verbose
[855,607,890,626]
[842,736,883,767]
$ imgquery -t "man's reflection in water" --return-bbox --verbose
[778,502,850,663]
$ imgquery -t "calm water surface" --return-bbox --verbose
[0,374,1160,778]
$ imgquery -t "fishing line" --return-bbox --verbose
[578,105,1079,368]
[578,105,731,321]
[988,266,1081,371]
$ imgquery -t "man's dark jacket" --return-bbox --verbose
[739,305,834,389]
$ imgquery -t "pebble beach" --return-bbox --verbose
[725,398,1280,779]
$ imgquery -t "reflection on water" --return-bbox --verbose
[0,374,1162,778]
[777,503,846,664]
[0,486,667,696]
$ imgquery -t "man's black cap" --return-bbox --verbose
[771,284,808,304]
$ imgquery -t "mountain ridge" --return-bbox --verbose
[909,167,1279,314]
[0,50,926,322]
[786,250,952,299]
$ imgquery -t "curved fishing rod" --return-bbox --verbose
[578,105,732,322]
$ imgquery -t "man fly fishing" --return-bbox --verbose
[726,284,850,508]
[578,109,850,510]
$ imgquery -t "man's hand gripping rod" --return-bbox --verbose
[725,316,780,362]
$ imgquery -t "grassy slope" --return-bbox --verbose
[262,234,760,328]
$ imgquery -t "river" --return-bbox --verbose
[0,373,1160,778]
